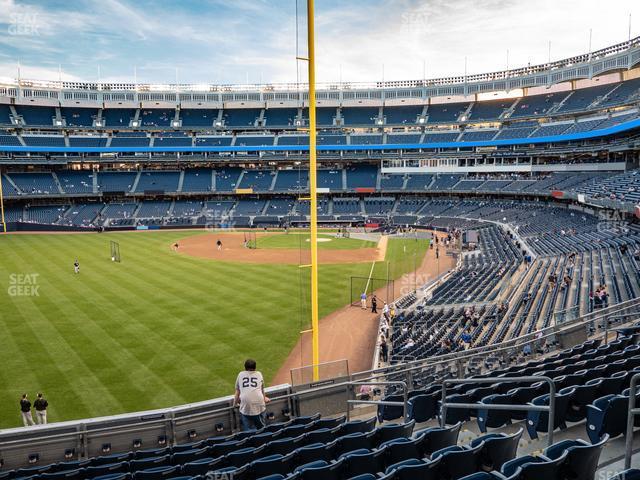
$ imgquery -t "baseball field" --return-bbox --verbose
[0,230,429,428]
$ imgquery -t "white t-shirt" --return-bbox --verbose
[235,370,265,416]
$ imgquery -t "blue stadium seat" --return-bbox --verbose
[85,462,130,478]
[339,448,386,477]
[501,450,568,480]
[406,393,438,422]
[586,394,632,443]
[379,436,424,465]
[133,465,178,480]
[470,428,523,472]
[431,443,484,479]
[180,457,223,476]
[338,417,377,436]
[525,390,574,440]
[385,458,440,480]
[294,459,342,480]
[414,422,461,456]
[541,434,608,480]
[374,420,415,444]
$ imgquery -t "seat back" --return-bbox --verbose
[417,422,462,456]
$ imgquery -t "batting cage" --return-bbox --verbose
[243,232,257,249]
[290,359,349,386]
[350,276,394,306]
[110,241,121,263]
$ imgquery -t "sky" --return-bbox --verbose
[0,0,638,85]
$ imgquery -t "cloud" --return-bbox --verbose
[0,0,638,84]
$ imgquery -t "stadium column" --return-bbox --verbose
[0,171,6,233]
[307,0,320,381]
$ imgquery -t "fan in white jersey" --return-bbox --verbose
[234,359,270,431]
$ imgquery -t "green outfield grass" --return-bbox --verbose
[0,231,427,427]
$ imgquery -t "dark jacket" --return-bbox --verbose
[34,398,48,411]
[20,399,31,413]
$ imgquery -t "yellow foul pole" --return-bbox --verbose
[0,172,6,233]
[307,0,320,381]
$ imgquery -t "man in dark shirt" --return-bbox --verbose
[34,393,48,425]
[19,394,34,427]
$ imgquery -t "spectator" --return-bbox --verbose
[383,302,390,321]
[34,393,48,425]
[360,292,367,310]
[19,394,34,427]
[461,331,472,349]
[234,359,270,431]
[379,336,388,362]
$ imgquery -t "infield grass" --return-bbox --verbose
[0,231,427,427]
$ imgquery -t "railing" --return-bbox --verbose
[441,376,557,447]
[5,36,639,93]
[625,373,640,469]
[345,381,408,421]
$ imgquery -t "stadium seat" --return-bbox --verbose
[374,420,415,444]
[313,415,346,429]
[133,465,178,480]
[609,470,640,480]
[385,458,440,480]
[541,434,608,480]
[264,436,305,456]
[249,453,294,477]
[338,417,377,435]
[379,436,423,465]
[171,446,210,464]
[329,431,375,457]
[40,469,84,480]
[586,394,630,443]
[431,443,484,480]
[477,393,514,432]
[339,448,386,477]
[129,455,171,472]
[303,427,340,446]
[292,442,332,467]
[180,457,223,476]
[406,393,438,422]
[414,422,462,455]
[294,459,343,480]
[92,474,131,480]
[470,428,523,471]
[501,450,568,480]
[525,390,574,439]
[91,453,133,467]
[85,462,130,478]
[226,446,264,467]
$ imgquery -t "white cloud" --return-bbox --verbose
[0,0,638,84]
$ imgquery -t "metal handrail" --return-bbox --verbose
[625,373,640,469]
[345,381,408,421]
[441,376,557,447]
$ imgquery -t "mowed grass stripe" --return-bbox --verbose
[3,246,122,420]
[0,232,429,428]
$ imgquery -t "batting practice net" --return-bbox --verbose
[110,241,121,263]
[243,232,257,249]
[350,276,395,306]
[290,359,349,386]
